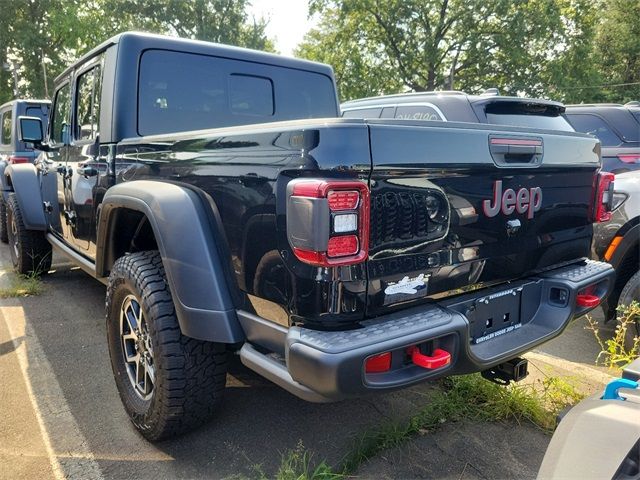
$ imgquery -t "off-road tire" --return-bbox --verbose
[106,250,228,441]
[6,193,51,275]
[0,197,8,243]
[618,270,640,352]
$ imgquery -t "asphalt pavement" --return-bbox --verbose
[0,245,616,480]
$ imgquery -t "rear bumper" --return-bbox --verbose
[240,259,614,402]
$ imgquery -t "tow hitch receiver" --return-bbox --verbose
[481,357,529,385]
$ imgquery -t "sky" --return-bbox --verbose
[247,0,319,56]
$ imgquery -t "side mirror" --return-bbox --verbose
[19,116,43,144]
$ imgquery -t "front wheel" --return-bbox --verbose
[106,250,228,441]
[6,193,51,275]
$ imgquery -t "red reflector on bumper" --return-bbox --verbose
[576,294,600,308]
[365,352,392,373]
[407,346,451,369]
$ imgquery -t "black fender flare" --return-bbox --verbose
[0,160,12,201]
[97,180,245,343]
[4,163,47,230]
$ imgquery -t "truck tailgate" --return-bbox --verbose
[365,120,601,316]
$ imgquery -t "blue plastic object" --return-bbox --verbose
[602,378,639,401]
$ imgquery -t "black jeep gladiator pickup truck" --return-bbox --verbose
[8,32,615,441]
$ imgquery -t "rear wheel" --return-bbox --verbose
[6,193,51,275]
[618,270,640,352]
[0,197,8,243]
[106,250,228,441]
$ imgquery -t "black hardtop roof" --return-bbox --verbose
[55,31,335,84]
[341,90,564,109]
[0,98,51,109]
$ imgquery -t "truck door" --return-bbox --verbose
[65,57,103,254]
[46,81,72,240]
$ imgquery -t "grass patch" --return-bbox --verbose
[270,373,583,479]
[275,441,342,480]
[0,273,43,298]
[585,301,640,369]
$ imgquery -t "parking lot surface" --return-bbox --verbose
[0,247,614,479]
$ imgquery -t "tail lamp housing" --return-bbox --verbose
[8,156,29,164]
[286,179,370,267]
[591,172,615,223]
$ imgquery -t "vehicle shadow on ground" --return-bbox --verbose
[18,262,438,479]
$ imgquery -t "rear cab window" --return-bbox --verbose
[137,49,336,136]
[1,109,12,145]
[484,102,574,131]
[565,113,622,147]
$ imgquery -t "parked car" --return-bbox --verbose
[7,32,614,441]
[592,170,640,345]
[565,102,640,174]
[538,358,640,480]
[0,99,50,243]
[341,90,576,131]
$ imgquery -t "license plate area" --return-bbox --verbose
[470,287,523,344]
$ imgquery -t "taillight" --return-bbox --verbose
[618,154,640,164]
[287,179,370,266]
[8,156,29,164]
[591,172,615,223]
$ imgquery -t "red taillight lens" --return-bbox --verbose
[618,154,640,164]
[328,190,359,210]
[365,352,392,373]
[287,179,370,267]
[8,156,29,164]
[327,235,358,257]
[592,172,615,223]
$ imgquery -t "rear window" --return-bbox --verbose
[485,102,573,131]
[25,105,49,122]
[632,111,640,124]
[138,50,336,136]
[565,113,622,147]
[1,110,11,145]
[341,107,382,119]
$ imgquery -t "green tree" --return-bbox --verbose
[297,0,600,102]
[0,0,274,103]
[591,0,640,102]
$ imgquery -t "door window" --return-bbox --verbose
[75,65,102,141]
[395,105,443,121]
[1,110,11,144]
[565,114,622,146]
[341,108,382,118]
[51,83,71,144]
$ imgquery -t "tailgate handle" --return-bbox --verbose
[489,136,543,166]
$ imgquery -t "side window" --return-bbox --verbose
[341,108,382,119]
[75,64,102,141]
[1,110,12,145]
[380,106,396,118]
[51,83,71,144]
[565,114,622,147]
[395,105,443,121]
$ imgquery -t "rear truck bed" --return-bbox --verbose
[233,119,616,401]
